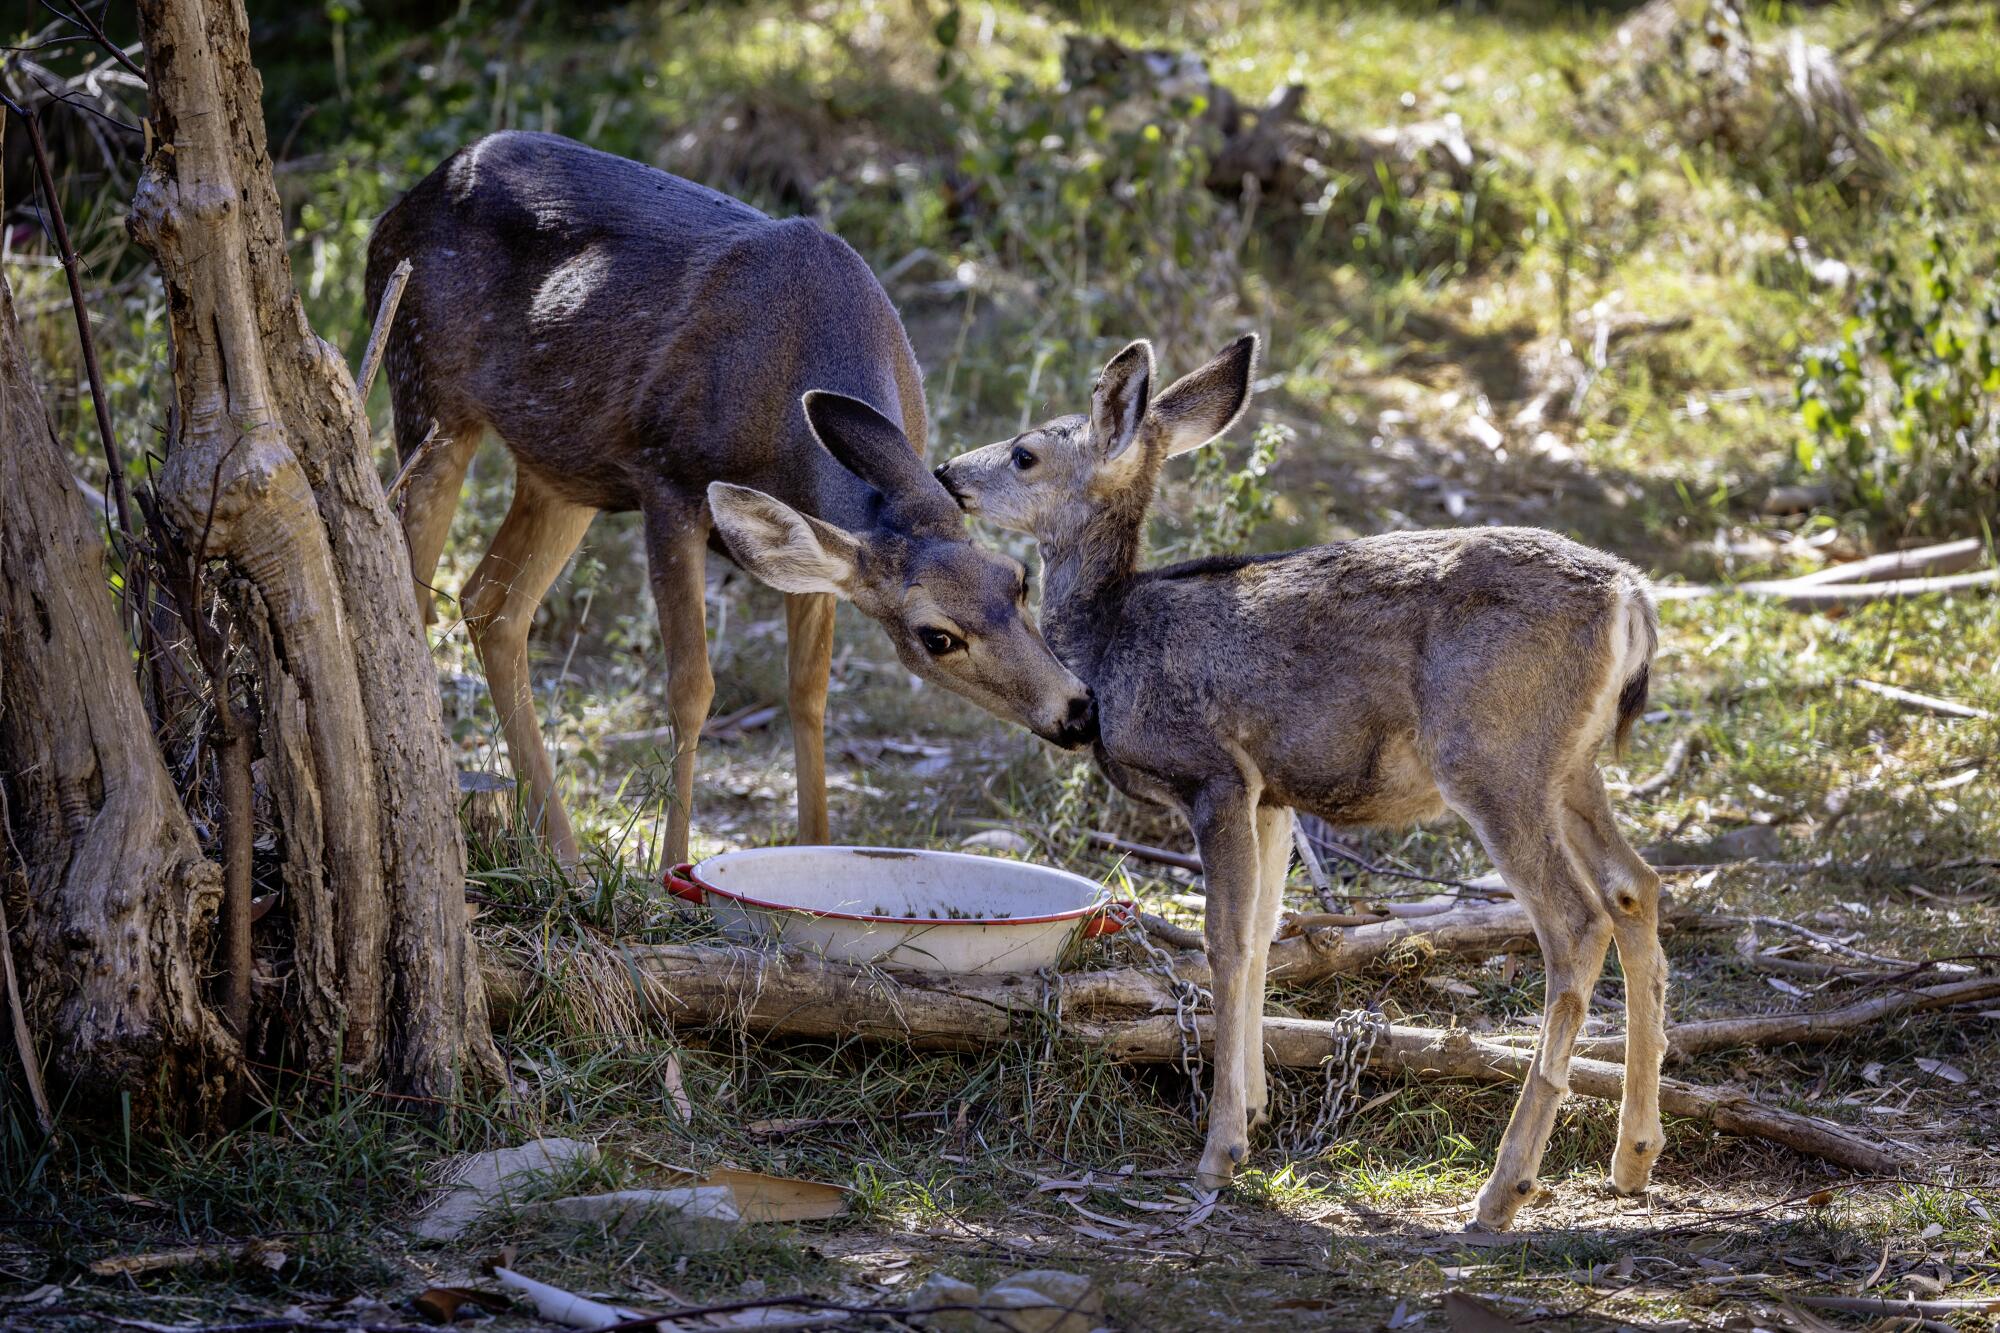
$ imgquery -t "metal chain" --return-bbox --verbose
[1287,1007,1388,1159]
[1116,903,1212,1125]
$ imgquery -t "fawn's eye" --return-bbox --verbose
[918,627,964,656]
[1011,446,1038,471]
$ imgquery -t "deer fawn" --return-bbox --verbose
[935,335,1666,1231]
[366,132,1096,867]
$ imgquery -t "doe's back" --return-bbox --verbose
[364,131,927,515]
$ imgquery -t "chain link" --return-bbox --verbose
[1286,1006,1387,1159]
[1116,902,1212,1126]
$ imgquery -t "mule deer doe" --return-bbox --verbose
[366,132,1097,867]
[935,335,1666,1231]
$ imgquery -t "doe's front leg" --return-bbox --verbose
[1189,778,1263,1191]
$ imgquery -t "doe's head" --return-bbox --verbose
[933,334,1258,539]
[707,392,1098,750]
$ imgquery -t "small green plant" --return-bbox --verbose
[1793,230,2000,533]
[1154,418,1289,563]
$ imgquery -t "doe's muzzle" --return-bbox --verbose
[1052,689,1099,750]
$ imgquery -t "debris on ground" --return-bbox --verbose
[408,1137,599,1241]
[521,1187,741,1245]
[910,1268,1105,1333]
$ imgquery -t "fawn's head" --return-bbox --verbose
[934,335,1258,543]
[708,392,1097,749]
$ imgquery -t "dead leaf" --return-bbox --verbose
[411,1286,513,1325]
[1914,1057,1968,1084]
[1805,1189,1836,1207]
[1425,977,1481,997]
[1444,1290,1526,1331]
[1767,977,1807,997]
[475,1245,519,1277]
[658,1167,847,1223]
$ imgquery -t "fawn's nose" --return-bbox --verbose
[933,463,969,508]
[1054,690,1098,750]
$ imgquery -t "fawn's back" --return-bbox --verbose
[1093,528,1654,827]
[364,131,928,520]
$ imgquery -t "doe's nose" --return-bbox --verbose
[1055,690,1099,750]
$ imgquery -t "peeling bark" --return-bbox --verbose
[0,267,230,1118]
[127,0,498,1094]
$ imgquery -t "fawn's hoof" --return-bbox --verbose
[1470,1177,1541,1232]
[1196,1140,1247,1191]
[1611,1136,1662,1195]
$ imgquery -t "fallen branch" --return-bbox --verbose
[1656,567,1999,608]
[88,1240,287,1277]
[1785,536,1987,587]
[1568,975,2000,1062]
[1088,830,1201,873]
[1793,1293,2000,1319]
[483,919,1893,1174]
[1623,732,1701,799]
[1848,678,1991,721]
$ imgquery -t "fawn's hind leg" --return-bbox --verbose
[1244,804,1292,1131]
[1448,782,1614,1231]
[1563,766,1668,1195]
[1189,776,1262,1190]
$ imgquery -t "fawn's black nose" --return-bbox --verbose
[933,463,968,507]
[1054,690,1099,750]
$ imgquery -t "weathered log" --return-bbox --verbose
[482,928,1907,1173]
[0,262,230,1117]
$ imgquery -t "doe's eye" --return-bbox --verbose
[917,627,964,657]
[1011,446,1038,471]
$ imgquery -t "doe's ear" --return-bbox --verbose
[1091,340,1155,464]
[1152,333,1258,457]
[707,482,863,598]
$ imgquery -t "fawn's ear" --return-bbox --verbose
[1091,340,1155,466]
[708,482,862,598]
[1152,334,1258,457]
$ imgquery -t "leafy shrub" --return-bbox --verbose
[1793,230,2000,532]
[1154,419,1289,563]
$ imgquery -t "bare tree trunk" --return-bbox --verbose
[127,0,499,1095]
[0,267,230,1120]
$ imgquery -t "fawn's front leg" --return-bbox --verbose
[1190,776,1262,1190]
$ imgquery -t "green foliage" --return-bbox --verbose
[941,64,1244,388]
[1793,229,2000,532]
[1154,418,1288,563]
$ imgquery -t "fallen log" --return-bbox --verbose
[482,929,1905,1174]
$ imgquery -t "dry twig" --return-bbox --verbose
[355,257,411,408]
